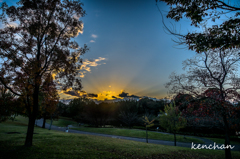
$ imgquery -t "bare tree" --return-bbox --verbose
[166,48,240,158]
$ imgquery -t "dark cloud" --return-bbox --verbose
[80,90,87,93]
[129,94,140,98]
[87,93,98,98]
[112,96,117,99]
[119,91,129,97]
[64,91,80,97]
[118,92,140,98]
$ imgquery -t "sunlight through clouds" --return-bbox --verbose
[80,57,106,78]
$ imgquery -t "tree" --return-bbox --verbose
[0,0,88,146]
[157,0,240,52]
[142,115,155,143]
[166,48,240,157]
[181,96,226,136]
[40,74,59,128]
[117,101,140,128]
[0,85,16,122]
[138,98,165,116]
[174,93,194,111]
[82,100,113,127]
[159,102,187,146]
[68,97,86,123]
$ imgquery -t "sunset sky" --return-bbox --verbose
[68,0,197,100]
[3,0,236,100]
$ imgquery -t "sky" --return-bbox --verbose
[67,0,196,100]
[2,0,238,100]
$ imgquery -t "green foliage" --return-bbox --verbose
[68,98,87,123]
[138,98,165,116]
[142,115,155,143]
[159,102,187,133]
[84,101,113,127]
[142,116,155,128]
[0,86,20,122]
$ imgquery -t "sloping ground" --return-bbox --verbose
[37,118,240,151]
[1,116,239,159]
[0,120,239,159]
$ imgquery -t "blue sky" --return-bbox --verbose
[71,0,197,100]
[3,0,233,100]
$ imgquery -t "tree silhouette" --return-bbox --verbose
[0,0,88,146]
[157,0,240,53]
[166,48,240,158]
[0,85,17,122]
[40,74,59,128]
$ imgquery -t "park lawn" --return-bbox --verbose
[1,116,240,159]
[72,127,205,144]
[46,116,79,127]
[205,137,240,145]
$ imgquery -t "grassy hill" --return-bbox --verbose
[0,116,240,159]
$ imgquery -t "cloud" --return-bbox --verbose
[66,23,84,37]
[79,57,106,78]
[73,14,81,20]
[65,91,81,97]
[90,40,95,43]
[118,91,140,98]
[87,93,98,98]
[119,91,129,97]
[9,22,18,28]
[53,57,105,79]
[0,19,18,29]
[91,34,98,38]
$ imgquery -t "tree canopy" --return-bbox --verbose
[0,0,87,146]
[158,0,240,52]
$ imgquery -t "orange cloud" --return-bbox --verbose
[80,57,106,78]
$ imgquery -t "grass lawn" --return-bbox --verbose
[72,127,205,144]
[46,116,79,127]
[1,116,240,159]
[205,137,240,145]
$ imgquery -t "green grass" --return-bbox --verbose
[46,116,79,127]
[205,137,240,145]
[46,116,204,144]
[72,127,205,144]
[0,116,240,159]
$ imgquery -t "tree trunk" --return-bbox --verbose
[42,114,46,128]
[174,132,176,146]
[25,82,39,146]
[49,115,53,130]
[25,114,36,147]
[223,114,232,159]
[146,126,148,143]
